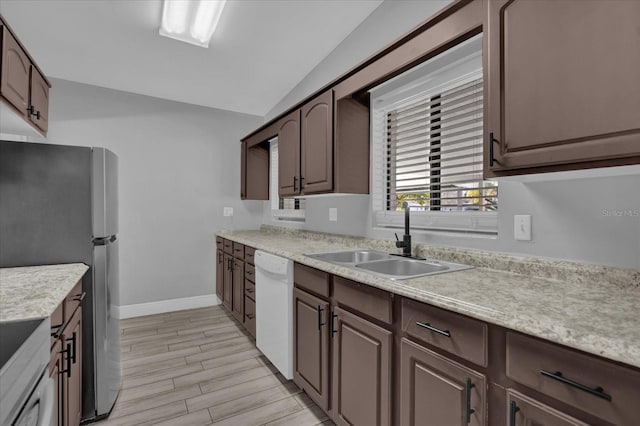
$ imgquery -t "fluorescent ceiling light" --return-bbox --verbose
[159,0,226,48]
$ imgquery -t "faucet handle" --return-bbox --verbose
[395,233,404,248]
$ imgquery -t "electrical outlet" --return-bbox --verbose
[329,207,338,222]
[223,207,234,217]
[514,215,532,241]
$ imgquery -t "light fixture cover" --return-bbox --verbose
[159,0,227,48]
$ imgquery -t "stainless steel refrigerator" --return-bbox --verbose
[0,140,122,422]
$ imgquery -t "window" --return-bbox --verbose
[270,139,305,221]
[371,35,497,233]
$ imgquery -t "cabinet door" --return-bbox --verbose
[293,288,330,411]
[485,0,640,173]
[216,250,224,300]
[232,258,244,322]
[223,254,233,311]
[301,90,333,194]
[245,145,269,200]
[277,110,301,197]
[28,66,49,133]
[506,389,588,426]
[50,339,64,426]
[240,141,247,199]
[332,307,392,426]
[1,26,30,116]
[63,307,82,426]
[400,338,486,426]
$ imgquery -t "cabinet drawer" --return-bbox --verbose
[222,238,233,254]
[244,246,256,265]
[402,298,487,367]
[64,280,84,323]
[333,276,392,325]
[245,263,255,282]
[244,279,255,300]
[506,332,640,426]
[215,236,223,251]
[233,242,245,258]
[244,296,256,338]
[294,263,330,298]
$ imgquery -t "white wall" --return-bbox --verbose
[261,0,640,269]
[48,78,263,306]
[264,0,453,122]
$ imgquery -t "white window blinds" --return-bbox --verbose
[270,140,305,219]
[386,77,497,212]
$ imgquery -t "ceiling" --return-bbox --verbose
[0,0,384,116]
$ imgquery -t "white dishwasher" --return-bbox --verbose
[254,250,294,380]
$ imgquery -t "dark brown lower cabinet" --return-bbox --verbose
[49,338,63,426]
[400,338,486,426]
[50,290,83,426]
[506,389,588,426]
[222,253,233,311]
[232,258,244,322]
[332,307,392,426]
[64,306,82,426]
[293,287,330,411]
[215,249,224,300]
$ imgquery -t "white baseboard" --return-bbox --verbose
[115,294,221,319]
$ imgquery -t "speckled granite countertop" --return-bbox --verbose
[0,263,89,321]
[218,227,640,369]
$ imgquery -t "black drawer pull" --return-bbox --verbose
[246,271,253,276]
[509,400,519,426]
[51,323,64,338]
[540,370,612,401]
[72,292,86,303]
[245,288,254,294]
[465,378,475,423]
[67,331,78,363]
[245,313,255,320]
[59,343,72,378]
[416,321,451,337]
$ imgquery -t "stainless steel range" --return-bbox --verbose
[0,318,55,426]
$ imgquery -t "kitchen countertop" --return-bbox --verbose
[218,227,640,369]
[0,263,89,321]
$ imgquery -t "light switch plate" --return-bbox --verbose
[329,208,338,222]
[223,207,234,217]
[514,215,532,241]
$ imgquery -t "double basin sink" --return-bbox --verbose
[305,249,472,280]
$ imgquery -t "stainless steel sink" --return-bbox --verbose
[304,249,472,279]
[355,258,450,277]
[306,250,392,264]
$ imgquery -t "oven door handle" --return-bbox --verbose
[36,377,55,426]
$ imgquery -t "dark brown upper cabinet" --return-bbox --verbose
[1,17,52,136]
[29,65,49,133]
[1,25,30,117]
[278,109,301,197]
[276,90,369,197]
[240,141,269,200]
[485,0,640,176]
[301,90,333,194]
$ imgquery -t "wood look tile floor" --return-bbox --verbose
[96,305,333,426]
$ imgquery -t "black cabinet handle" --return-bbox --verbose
[330,312,338,337]
[509,400,520,426]
[67,331,77,364]
[245,288,254,294]
[245,313,254,320]
[300,176,305,190]
[465,378,475,423]
[27,105,41,119]
[59,343,72,378]
[73,292,86,303]
[51,323,64,339]
[489,132,499,167]
[246,271,253,276]
[317,305,325,330]
[218,253,223,263]
[416,321,451,337]
[293,176,297,192]
[540,370,612,401]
